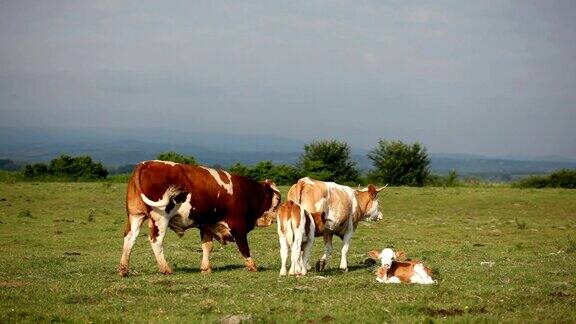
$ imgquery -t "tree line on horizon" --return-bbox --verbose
[13,139,432,186]
[8,139,576,188]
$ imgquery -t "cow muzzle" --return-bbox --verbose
[256,211,276,227]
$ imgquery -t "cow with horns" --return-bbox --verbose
[119,160,281,276]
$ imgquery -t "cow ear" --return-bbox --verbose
[368,250,381,261]
[266,179,280,194]
[394,250,407,261]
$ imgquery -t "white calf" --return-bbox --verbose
[277,200,324,276]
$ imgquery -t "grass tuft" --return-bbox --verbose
[17,208,33,218]
[515,217,527,230]
[87,208,95,222]
[566,237,576,253]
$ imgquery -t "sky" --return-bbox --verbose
[1,0,575,158]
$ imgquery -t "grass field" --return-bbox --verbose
[0,182,575,323]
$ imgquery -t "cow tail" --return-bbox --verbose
[132,163,151,218]
[293,180,304,204]
[285,218,294,247]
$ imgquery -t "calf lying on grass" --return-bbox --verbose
[277,200,325,276]
[368,248,435,284]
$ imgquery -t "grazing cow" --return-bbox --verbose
[119,160,281,276]
[368,248,434,284]
[276,200,325,276]
[287,177,385,272]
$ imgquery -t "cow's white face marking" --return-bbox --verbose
[366,199,381,221]
[200,167,233,195]
[380,248,395,267]
[150,160,178,166]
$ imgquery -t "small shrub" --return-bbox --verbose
[157,152,197,165]
[229,161,303,185]
[425,170,461,187]
[513,169,576,189]
[20,155,108,181]
[445,169,459,187]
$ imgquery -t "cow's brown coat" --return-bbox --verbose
[119,161,281,276]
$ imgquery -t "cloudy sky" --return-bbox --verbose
[1,1,575,157]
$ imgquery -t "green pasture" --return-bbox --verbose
[0,183,575,323]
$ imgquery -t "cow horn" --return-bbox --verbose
[376,184,388,192]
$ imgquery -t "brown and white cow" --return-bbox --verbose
[369,248,434,284]
[119,160,281,276]
[276,200,325,276]
[287,177,385,272]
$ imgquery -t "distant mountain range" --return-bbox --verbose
[1,127,575,179]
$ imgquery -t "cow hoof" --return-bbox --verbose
[340,267,348,272]
[316,260,326,271]
[245,259,258,272]
[119,265,129,277]
[160,267,173,275]
[201,268,212,274]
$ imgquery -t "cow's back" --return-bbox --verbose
[287,177,327,214]
[127,161,235,222]
[288,177,357,232]
[127,160,275,231]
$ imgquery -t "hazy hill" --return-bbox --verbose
[1,127,575,179]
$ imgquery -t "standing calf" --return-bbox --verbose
[276,200,325,276]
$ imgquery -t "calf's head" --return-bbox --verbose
[368,248,406,267]
[355,184,387,221]
[256,179,282,227]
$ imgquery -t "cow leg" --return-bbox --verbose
[338,229,354,271]
[234,232,257,272]
[300,235,315,276]
[290,229,303,275]
[317,233,333,271]
[148,212,172,275]
[119,214,145,276]
[278,232,289,276]
[200,229,213,273]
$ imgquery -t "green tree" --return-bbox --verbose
[299,140,359,183]
[368,139,430,186]
[48,155,108,180]
[156,151,197,165]
[229,161,302,185]
[229,162,250,177]
[22,163,49,178]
